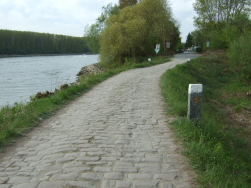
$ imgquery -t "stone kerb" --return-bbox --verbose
[188,84,203,122]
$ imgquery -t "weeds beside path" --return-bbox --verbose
[161,52,251,187]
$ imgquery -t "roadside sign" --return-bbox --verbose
[155,44,160,55]
[166,42,170,48]
[206,41,210,47]
[155,49,160,54]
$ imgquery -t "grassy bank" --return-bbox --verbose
[161,53,251,187]
[0,57,169,149]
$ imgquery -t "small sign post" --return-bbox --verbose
[166,42,170,48]
[155,44,160,57]
[166,42,171,55]
[188,84,203,123]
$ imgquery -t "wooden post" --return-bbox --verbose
[188,84,203,123]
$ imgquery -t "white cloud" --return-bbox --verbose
[170,0,195,12]
[169,0,197,42]
[0,0,118,36]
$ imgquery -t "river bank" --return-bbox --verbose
[0,54,99,108]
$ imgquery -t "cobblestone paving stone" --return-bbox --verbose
[0,59,196,188]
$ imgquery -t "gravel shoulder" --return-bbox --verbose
[0,57,198,188]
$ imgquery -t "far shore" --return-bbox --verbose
[0,53,94,58]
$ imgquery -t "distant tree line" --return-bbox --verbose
[0,30,90,55]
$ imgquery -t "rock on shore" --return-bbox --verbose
[77,63,106,77]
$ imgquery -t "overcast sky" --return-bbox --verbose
[0,0,196,42]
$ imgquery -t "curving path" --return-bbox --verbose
[0,53,199,188]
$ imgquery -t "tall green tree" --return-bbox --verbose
[99,0,180,67]
[84,3,119,54]
[185,32,193,48]
[191,30,204,47]
[119,0,138,9]
[84,24,101,54]
[193,0,251,49]
[194,0,251,25]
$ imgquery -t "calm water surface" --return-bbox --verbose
[0,55,99,108]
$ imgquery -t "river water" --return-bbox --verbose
[0,54,99,108]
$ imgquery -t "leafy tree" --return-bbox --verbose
[191,30,204,49]
[185,33,193,48]
[84,3,119,53]
[84,24,101,54]
[176,37,185,50]
[194,0,251,26]
[193,0,251,49]
[99,0,180,67]
[119,0,138,9]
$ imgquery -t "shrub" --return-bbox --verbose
[99,0,178,67]
[228,31,251,83]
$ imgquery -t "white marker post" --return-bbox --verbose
[187,58,191,65]
[188,84,203,123]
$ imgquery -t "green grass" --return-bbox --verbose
[161,54,251,187]
[0,56,170,149]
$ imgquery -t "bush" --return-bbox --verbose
[99,0,178,67]
[228,31,251,83]
[208,30,228,49]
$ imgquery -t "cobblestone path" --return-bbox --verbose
[0,59,196,188]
